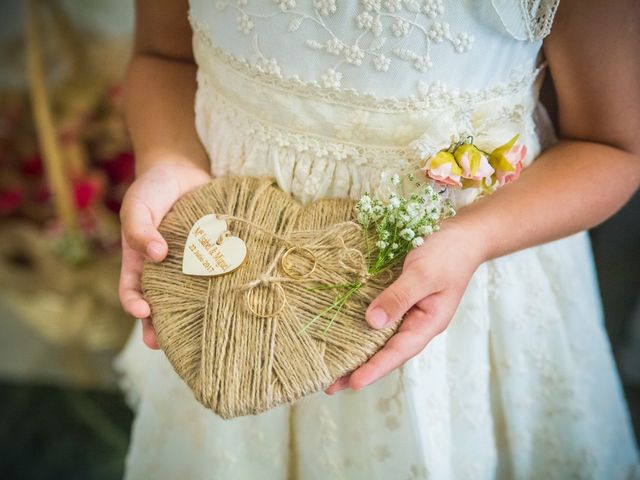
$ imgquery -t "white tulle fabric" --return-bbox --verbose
[115,0,640,478]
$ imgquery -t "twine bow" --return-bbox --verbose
[220,215,375,319]
[335,235,372,285]
[238,246,293,318]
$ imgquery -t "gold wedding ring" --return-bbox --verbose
[245,282,287,318]
[280,246,317,279]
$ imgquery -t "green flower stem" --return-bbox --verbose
[297,281,361,336]
[305,282,357,292]
[363,219,371,260]
[321,282,362,337]
[297,296,344,336]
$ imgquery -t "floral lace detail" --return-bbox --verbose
[375,367,406,432]
[197,70,414,166]
[304,0,475,72]
[197,66,532,174]
[519,0,560,40]
[315,404,345,477]
[190,15,542,113]
[492,0,560,41]
[213,0,474,79]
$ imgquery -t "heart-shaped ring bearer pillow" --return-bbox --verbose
[141,176,404,419]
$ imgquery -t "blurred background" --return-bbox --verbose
[0,1,638,478]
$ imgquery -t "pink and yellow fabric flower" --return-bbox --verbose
[488,135,527,187]
[422,151,463,187]
[419,134,527,192]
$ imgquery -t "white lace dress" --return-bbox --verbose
[115,1,640,478]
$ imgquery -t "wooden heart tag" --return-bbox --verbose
[182,214,247,276]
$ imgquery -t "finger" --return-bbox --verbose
[141,318,160,350]
[350,292,451,390]
[325,374,351,395]
[120,196,167,261]
[365,262,433,329]
[119,238,151,318]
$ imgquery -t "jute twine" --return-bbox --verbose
[141,176,403,419]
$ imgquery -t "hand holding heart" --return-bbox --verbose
[325,217,487,394]
[118,161,212,349]
[120,163,486,397]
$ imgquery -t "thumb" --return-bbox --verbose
[365,265,431,329]
[120,199,167,262]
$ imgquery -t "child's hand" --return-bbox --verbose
[325,219,486,394]
[118,160,211,349]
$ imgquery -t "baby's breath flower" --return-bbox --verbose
[389,195,401,208]
[358,194,372,210]
[418,224,434,236]
[304,175,454,336]
[445,201,456,216]
[372,205,384,219]
[356,211,369,224]
[406,202,420,218]
[399,228,415,241]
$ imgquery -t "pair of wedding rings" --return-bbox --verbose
[245,246,317,318]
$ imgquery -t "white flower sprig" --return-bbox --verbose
[298,173,456,336]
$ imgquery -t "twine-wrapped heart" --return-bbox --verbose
[141,176,403,419]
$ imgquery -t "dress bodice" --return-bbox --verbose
[188,0,560,206]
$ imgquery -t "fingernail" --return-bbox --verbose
[326,379,348,395]
[147,241,163,260]
[368,307,389,329]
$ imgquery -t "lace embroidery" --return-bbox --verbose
[304,0,475,73]
[375,366,406,431]
[197,71,413,166]
[521,0,560,40]
[190,16,542,113]
[212,0,474,80]
[315,404,345,477]
[197,68,530,174]
[492,0,560,41]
